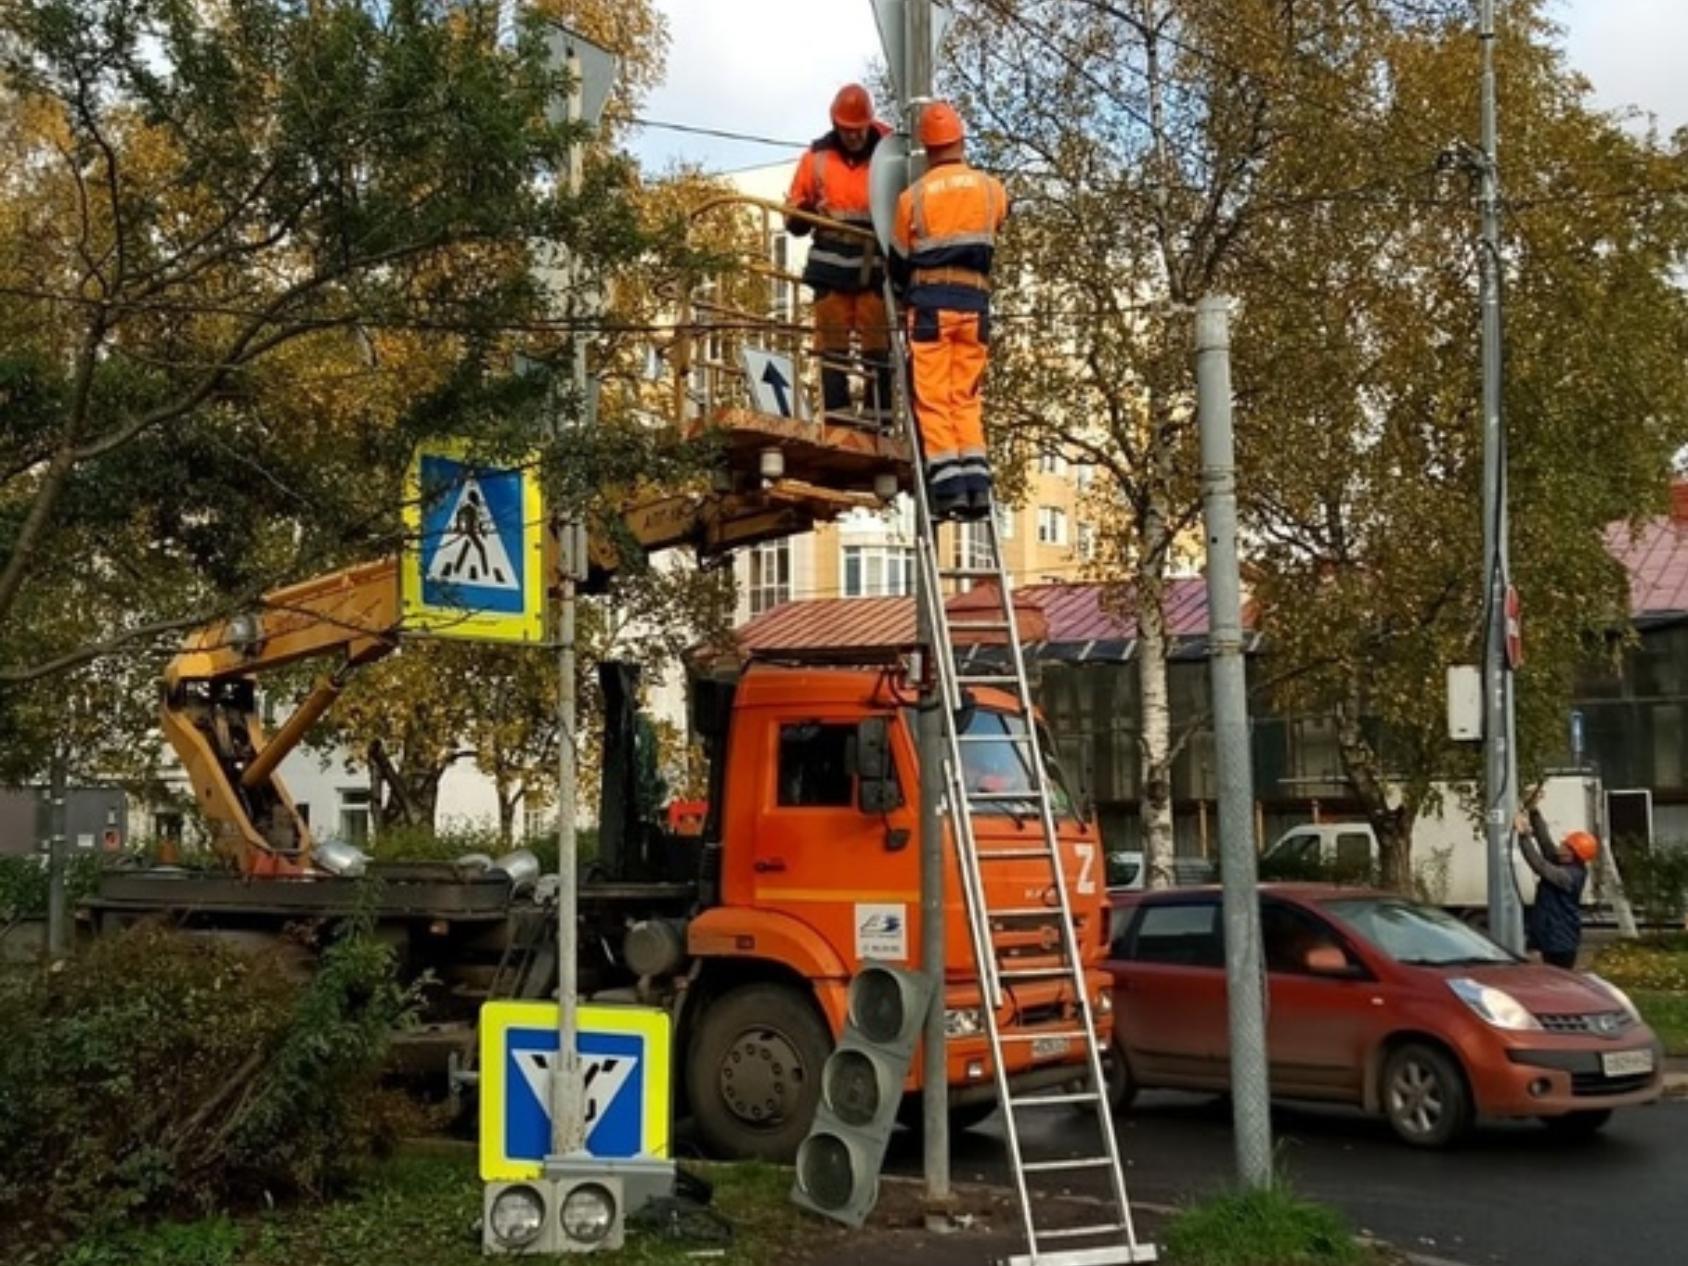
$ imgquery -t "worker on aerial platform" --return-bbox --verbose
[785,83,895,425]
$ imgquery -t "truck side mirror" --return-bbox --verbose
[855,717,904,814]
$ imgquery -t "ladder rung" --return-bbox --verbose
[1035,1223,1132,1243]
[1022,1157,1113,1174]
[1009,1091,1097,1109]
[1008,1247,1161,1266]
[968,790,1045,802]
[976,847,1053,860]
[959,674,1021,687]
[957,732,1031,743]
[988,906,1056,918]
[940,567,1001,579]
[949,620,1010,632]
[998,1029,1086,1043]
[999,966,1081,981]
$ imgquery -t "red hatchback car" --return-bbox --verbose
[1105,885,1664,1146]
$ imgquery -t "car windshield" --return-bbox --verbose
[958,708,1077,820]
[1321,897,1517,966]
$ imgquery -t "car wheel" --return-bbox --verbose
[686,983,832,1162]
[1382,1042,1471,1148]
[1104,1037,1139,1113]
[1540,1109,1612,1138]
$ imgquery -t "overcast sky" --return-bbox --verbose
[626,0,1688,173]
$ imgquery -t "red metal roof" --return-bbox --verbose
[1607,514,1688,618]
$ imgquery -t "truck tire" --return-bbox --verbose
[687,983,833,1162]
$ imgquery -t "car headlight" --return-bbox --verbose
[560,1181,617,1245]
[1586,973,1643,1023]
[489,1184,545,1247]
[1448,977,1541,1031]
[945,1007,983,1038]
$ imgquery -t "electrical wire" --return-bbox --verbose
[627,117,809,150]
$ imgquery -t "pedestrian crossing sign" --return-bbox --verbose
[402,442,545,643]
[478,1001,672,1182]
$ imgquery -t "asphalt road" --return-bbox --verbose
[885,1093,1688,1266]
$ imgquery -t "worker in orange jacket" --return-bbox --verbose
[890,101,1009,521]
[785,84,894,423]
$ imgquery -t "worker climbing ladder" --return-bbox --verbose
[885,282,1157,1266]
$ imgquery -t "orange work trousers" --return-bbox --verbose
[907,306,989,472]
[812,289,890,356]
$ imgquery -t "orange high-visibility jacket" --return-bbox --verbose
[786,123,890,293]
[890,159,1009,313]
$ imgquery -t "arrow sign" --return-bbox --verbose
[741,346,807,419]
[761,361,793,417]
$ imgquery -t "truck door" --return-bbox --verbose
[750,714,919,969]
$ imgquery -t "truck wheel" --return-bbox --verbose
[687,983,832,1162]
[1105,1037,1139,1113]
[1382,1042,1471,1148]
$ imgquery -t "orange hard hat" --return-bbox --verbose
[919,100,966,149]
[1563,831,1599,863]
[831,83,875,130]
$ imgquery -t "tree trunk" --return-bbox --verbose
[496,775,524,847]
[1334,671,1414,894]
[1137,496,1176,889]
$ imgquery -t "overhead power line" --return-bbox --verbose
[628,117,809,150]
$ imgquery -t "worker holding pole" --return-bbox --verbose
[785,85,895,424]
[890,101,1008,522]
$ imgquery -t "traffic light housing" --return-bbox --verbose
[792,962,935,1227]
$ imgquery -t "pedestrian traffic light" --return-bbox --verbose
[792,961,934,1227]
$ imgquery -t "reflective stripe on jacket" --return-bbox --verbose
[786,128,887,293]
[891,160,1009,313]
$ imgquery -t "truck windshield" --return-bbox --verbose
[959,709,1077,820]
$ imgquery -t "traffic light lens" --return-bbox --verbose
[825,1049,886,1126]
[850,967,908,1044]
[796,1133,857,1210]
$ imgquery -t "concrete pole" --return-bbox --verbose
[45,751,68,961]
[906,0,952,1224]
[550,45,587,1161]
[1195,296,1272,1191]
[1478,0,1525,954]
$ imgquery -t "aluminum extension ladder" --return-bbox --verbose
[882,285,1156,1266]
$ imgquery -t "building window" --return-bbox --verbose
[338,788,372,846]
[995,503,1014,539]
[1074,462,1096,491]
[842,544,914,597]
[1077,522,1097,561]
[749,539,792,615]
[772,234,795,322]
[1037,506,1068,546]
[1038,450,1064,476]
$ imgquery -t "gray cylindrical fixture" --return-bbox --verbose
[623,917,689,979]
[1195,295,1273,1191]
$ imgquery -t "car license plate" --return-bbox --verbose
[1032,1036,1070,1060]
[1602,1049,1655,1078]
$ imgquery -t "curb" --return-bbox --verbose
[1662,1072,1688,1101]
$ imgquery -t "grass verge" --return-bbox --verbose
[1633,989,1688,1056]
[58,1147,818,1266]
[1163,1186,1369,1266]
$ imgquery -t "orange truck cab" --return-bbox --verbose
[665,661,1112,1160]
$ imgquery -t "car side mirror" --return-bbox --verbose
[1305,945,1354,977]
[855,716,903,814]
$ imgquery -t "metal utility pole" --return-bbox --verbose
[904,0,953,1226]
[539,21,614,1162]
[1477,0,1525,954]
[45,752,68,961]
[1195,296,1272,1191]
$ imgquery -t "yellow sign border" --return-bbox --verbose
[478,1001,673,1181]
[402,441,545,644]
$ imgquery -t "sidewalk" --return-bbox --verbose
[1665,1055,1688,1100]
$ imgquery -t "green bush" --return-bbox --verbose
[366,824,599,877]
[0,922,415,1259]
[1165,1185,1363,1266]
[1613,841,1688,924]
[0,854,105,920]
